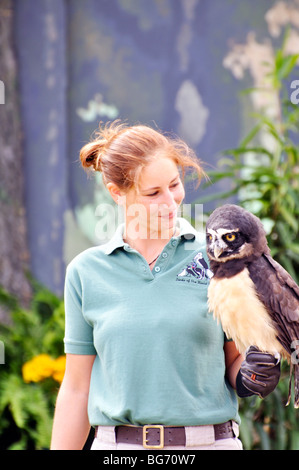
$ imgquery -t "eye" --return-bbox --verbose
[143,189,159,197]
[206,234,212,242]
[225,233,236,242]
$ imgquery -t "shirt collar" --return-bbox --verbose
[104,223,126,255]
[104,217,200,255]
[177,217,198,239]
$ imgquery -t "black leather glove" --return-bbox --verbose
[236,346,281,398]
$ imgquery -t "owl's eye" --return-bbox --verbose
[207,234,213,241]
[225,233,236,242]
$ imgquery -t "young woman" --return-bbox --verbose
[51,121,280,450]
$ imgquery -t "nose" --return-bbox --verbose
[160,189,177,212]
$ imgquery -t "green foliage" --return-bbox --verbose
[0,284,65,450]
[198,34,299,449]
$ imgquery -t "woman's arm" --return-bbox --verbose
[224,341,244,389]
[51,354,96,450]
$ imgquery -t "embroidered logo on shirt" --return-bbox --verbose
[176,252,213,285]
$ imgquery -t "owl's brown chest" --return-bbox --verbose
[208,268,284,355]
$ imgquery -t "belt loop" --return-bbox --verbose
[232,421,239,438]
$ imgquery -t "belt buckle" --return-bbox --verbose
[143,425,164,449]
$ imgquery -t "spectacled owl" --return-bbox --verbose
[206,204,299,407]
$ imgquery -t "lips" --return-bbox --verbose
[158,205,178,218]
[159,211,176,219]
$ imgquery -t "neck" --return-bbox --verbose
[123,225,178,262]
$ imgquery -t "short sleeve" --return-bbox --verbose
[63,263,97,355]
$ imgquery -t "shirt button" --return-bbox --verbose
[171,240,177,247]
[162,252,168,258]
[154,266,161,273]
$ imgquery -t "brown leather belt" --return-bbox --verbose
[114,421,235,449]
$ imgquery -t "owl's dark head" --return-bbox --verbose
[206,204,269,263]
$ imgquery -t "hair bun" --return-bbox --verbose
[80,121,125,172]
[80,140,106,171]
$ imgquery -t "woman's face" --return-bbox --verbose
[123,156,185,240]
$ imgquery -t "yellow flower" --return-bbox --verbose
[52,356,66,383]
[22,354,55,383]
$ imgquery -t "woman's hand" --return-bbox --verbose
[236,346,281,398]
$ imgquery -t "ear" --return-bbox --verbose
[106,182,126,205]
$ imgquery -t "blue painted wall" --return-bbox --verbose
[15,0,68,294]
[14,0,298,295]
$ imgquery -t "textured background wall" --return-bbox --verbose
[12,0,299,295]
[0,0,31,321]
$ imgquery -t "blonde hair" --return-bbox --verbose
[80,120,204,191]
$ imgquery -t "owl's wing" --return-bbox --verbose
[248,254,299,356]
[263,254,299,303]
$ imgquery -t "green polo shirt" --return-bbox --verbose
[64,218,239,427]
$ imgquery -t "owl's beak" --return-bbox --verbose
[213,245,224,259]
